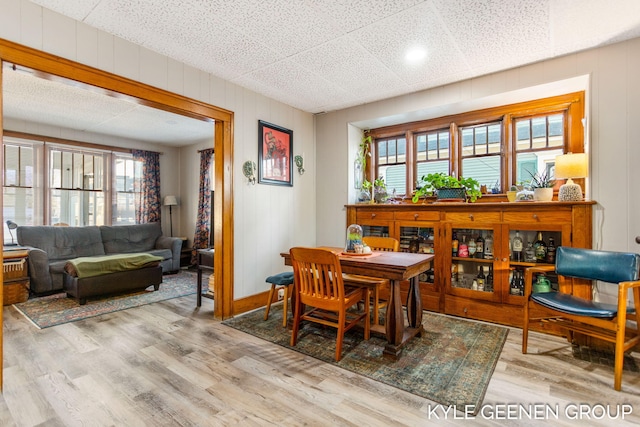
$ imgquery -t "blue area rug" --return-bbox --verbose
[223,305,508,412]
[13,270,206,329]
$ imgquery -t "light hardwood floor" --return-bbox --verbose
[1,295,640,426]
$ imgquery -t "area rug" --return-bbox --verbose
[12,270,207,329]
[223,305,508,413]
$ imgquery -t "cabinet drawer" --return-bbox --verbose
[503,210,571,223]
[356,210,394,221]
[395,211,440,222]
[445,212,501,223]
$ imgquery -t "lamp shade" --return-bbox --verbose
[555,153,587,179]
[163,195,178,206]
[555,153,587,201]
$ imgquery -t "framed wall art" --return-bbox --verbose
[258,120,293,186]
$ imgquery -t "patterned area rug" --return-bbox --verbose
[12,270,207,329]
[223,305,508,412]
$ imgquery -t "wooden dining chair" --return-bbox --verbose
[343,236,400,325]
[522,246,640,390]
[289,247,370,362]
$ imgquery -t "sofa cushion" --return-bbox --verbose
[17,226,105,261]
[147,248,173,261]
[100,223,162,254]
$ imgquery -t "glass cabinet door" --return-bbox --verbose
[447,225,502,302]
[503,226,568,304]
[395,221,440,311]
[361,224,390,238]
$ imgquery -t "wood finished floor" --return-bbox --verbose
[1,295,640,426]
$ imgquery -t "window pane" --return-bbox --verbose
[4,145,19,186]
[379,164,406,195]
[416,134,427,161]
[417,160,449,181]
[51,151,62,188]
[51,189,105,226]
[461,128,474,156]
[462,156,501,190]
[62,151,73,188]
[22,146,34,187]
[438,132,450,158]
[516,149,563,187]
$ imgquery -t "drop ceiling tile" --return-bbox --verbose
[234,59,349,113]
[432,0,551,74]
[351,2,468,86]
[292,35,409,98]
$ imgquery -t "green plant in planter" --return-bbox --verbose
[412,172,482,203]
[529,170,555,189]
[373,176,388,203]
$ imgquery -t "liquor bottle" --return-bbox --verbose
[484,233,494,260]
[468,237,477,257]
[546,237,556,264]
[452,232,459,257]
[510,269,520,295]
[458,235,469,258]
[517,269,525,296]
[451,264,458,287]
[486,265,494,292]
[476,265,485,291]
[524,241,536,262]
[475,235,484,259]
[534,232,547,263]
[512,230,523,262]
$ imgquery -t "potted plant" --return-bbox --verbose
[529,170,555,201]
[354,133,372,190]
[357,179,372,203]
[373,176,388,203]
[412,172,482,203]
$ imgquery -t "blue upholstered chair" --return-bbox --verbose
[264,271,294,327]
[522,246,640,390]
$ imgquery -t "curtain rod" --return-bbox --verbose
[197,148,215,153]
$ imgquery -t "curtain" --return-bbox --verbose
[132,150,161,224]
[192,148,214,263]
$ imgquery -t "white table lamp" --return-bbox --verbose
[555,153,587,201]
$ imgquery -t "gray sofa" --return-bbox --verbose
[17,222,182,295]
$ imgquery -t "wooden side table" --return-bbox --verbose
[196,248,214,307]
[3,247,30,305]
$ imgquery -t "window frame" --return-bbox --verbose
[368,92,585,196]
[2,131,148,229]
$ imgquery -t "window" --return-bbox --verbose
[376,136,406,195]
[514,113,564,185]
[49,146,105,226]
[460,122,502,189]
[2,133,149,240]
[113,155,143,224]
[3,138,42,243]
[368,92,584,195]
[416,130,450,182]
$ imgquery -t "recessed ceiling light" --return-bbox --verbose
[405,47,427,63]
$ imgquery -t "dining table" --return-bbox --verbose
[281,247,434,358]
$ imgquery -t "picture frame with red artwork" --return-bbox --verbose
[258,120,293,186]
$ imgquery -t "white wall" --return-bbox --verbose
[316,37,640,304]
[0,0,317,300]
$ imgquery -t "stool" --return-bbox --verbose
[264,272,294,327]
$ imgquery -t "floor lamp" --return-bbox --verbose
[163,195,178,236]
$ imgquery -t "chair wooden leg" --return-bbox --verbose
[290,297,301,347]
[364,288,370,340]
[522,301,530,354]
[336,310,345,362]
[264,284,276,321]
[373,286,380,325]
[281,286,289,327]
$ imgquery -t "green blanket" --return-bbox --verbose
[64,253,163,278]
